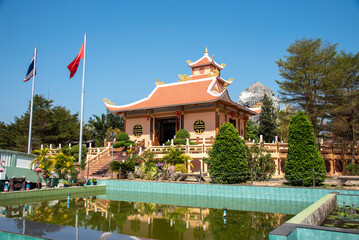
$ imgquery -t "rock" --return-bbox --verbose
[238,82,280,124]
[135,167,142,178]
[127,172,135,180]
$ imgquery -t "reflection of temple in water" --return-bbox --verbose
[0,197,291,240]
[83,198,211,239]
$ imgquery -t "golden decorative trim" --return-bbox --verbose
[178,74,191,82]
[186,60,192,64]
[211,55,214,60]
[220,63,226,67]
[222,83,229,92]
[205,47,208,53]
[155,79,164,85]
[208,69,219,77]
[103,98,114,105]
[228,78,233,82]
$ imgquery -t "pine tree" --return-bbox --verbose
[245,119,259,142]
[328,52,359,162]
[209,122,249,184]
[258,94,277,142]
[284,112,326,186]
[276,38,338,137]
[276,105,296,142]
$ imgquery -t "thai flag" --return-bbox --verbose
[24,55,36,82]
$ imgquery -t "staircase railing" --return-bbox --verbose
[86,147,110,166]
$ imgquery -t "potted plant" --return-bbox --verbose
[78,179,86,186]
[63,180,71,187]
[91,178,97,185]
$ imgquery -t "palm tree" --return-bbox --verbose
[87,114,107,146]
[30,148,54,188]
[52,153,76,179]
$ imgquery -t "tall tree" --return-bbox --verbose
[87,111,123,147]
[258,94,277,142]
[0,95,80,152]
[276,104,296,142]
[328,52,359,162]
[245,119,259,142]
[276,38,338,137]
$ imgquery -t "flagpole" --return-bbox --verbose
[78,34,86,164]
[27,46,37,154]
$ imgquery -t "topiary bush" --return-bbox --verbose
[113,140,135,148]
[176,129,190,139]
[209,122,249,184]
[117,132,129,141]
[284,112,326,186]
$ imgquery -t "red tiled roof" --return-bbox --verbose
[106,80,219,112]
[189,74,210,80]
[190,57,211,67]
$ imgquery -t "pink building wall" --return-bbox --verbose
[126,118,151,144]
[184,112,216,139]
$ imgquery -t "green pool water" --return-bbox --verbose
[0,191,308,240]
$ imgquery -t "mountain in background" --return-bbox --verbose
[238,82,280,124]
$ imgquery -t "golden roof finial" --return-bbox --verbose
[205,46,208,54]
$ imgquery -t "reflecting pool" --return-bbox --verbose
[0,191,310,240]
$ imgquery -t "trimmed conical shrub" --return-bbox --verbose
[209,122,249,184]
[284,112,326,186]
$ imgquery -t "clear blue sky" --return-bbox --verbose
[1,0,359,124]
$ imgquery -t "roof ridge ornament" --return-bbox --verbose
[208,69,219,77]
[220,63,226,67]
[205,46,208,54]
[178,74,191,82]
[186,60,192,64]
[155,79,164,85]
[103,98,114,105]
[222,83,229,92]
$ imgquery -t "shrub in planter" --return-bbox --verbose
[91,178,97,185]
[176,129,190,139]
[113,140,135,149]
[117,132,129,141]
[113,141,126,148]
[63,180,71,187]
[78,179,86,186]
[284,112,326,186]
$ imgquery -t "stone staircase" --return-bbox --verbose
[82,140,146,179]
[84,149,127,178]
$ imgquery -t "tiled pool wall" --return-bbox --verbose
[270,193,359,240]
[0,185,106,205]
[98,180,359,204]
[269,224,359,240]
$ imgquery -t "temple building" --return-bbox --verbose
[104,48,256,148]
